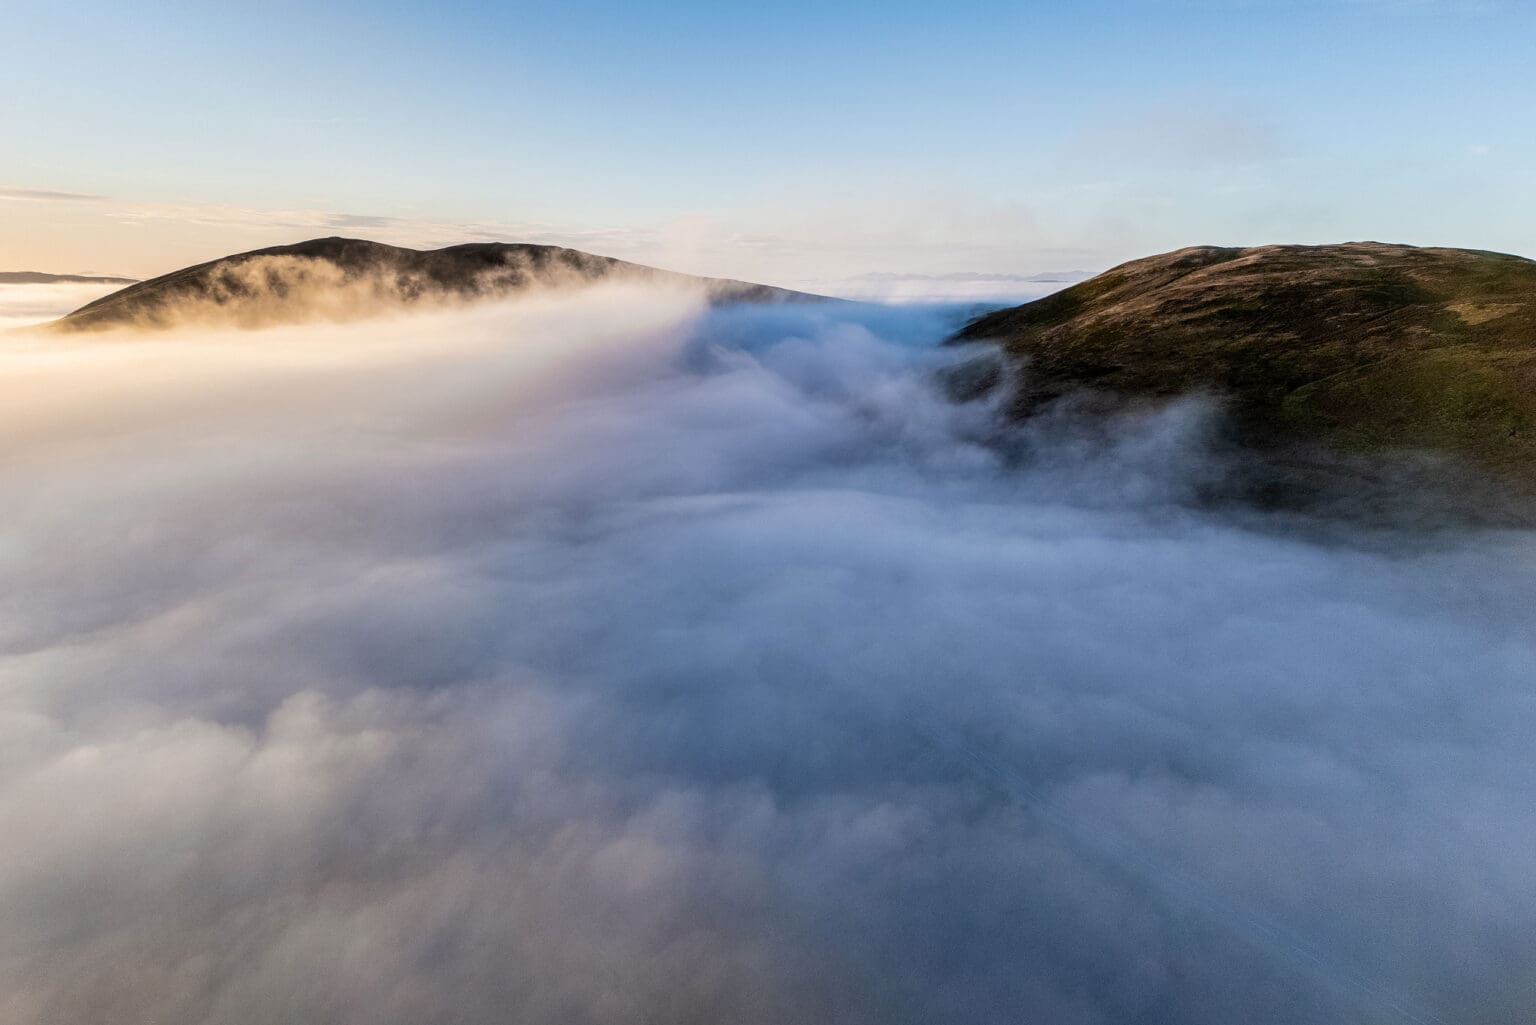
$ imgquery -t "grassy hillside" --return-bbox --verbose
[956,243,1536,486]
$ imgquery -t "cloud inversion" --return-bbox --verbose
[0,286,1532,1025]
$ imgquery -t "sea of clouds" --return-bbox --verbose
[1,282,1533,1025]
[0,280,130,333]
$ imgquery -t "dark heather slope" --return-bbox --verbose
[0,272,138,285]
[955,242,1536,489]
[49,237,831,331]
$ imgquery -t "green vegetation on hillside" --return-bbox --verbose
[956,242,1536,488]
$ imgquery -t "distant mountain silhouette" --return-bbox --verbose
[48,237,832,331]
[1,271,138,285]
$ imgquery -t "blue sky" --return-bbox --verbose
[3,0,1533,291]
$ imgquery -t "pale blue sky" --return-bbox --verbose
[3,0,1533,291]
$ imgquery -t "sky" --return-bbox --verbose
[3,0,1535,293]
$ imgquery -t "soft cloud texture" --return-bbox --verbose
[1,287,1533,1024]
[0,186,106,202]
[829,269,1093,303]
[0,280,125,331]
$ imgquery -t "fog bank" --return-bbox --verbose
[2,285,1533,1025]
[0,279,124,331]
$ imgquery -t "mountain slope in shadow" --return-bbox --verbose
[48,237,831,331]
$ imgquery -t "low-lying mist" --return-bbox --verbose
[2,284,1533,1025]
[0,280,126,331]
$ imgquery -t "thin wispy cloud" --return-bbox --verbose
[853,270,1092,284]
[0,186,106,202]
[324,213,408,229]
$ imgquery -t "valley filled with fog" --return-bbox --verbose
[2,284,1533,1025]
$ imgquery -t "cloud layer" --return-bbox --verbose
[1,287,1533,1024]
[0,280,126,331]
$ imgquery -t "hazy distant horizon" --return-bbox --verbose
[0,237,1102,307]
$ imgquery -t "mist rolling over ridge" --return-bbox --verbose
[2,279,1534,1024]
[0,279,133,333]
[7,0,1536,1020]
[42,237,830,333]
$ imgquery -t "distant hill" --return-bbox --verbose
[47,237,831,332]
[955,242,1536,491]
[833,269,1093,303]
[1,271,138,285]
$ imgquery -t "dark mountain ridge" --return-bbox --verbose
[1,271,138,285]
[47,237,829,331]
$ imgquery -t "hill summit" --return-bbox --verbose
[956,242,1536,487]
[48,237,827,331]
